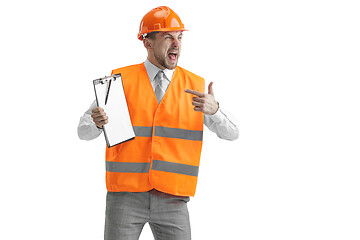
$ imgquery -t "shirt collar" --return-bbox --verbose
[144,58,175,82]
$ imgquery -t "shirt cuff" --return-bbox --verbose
[208,106,223,123]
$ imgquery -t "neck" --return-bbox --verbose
[147,55,165,70]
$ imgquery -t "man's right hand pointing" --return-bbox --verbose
[184,82,219,115]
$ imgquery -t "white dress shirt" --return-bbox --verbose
[78,59,239,141]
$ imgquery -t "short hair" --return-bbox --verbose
[145,31,159,40]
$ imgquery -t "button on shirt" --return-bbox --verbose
[78,59,239,141]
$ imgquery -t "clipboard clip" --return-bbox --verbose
[93,74,121,85]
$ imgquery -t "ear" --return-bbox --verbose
[143,38,152,50]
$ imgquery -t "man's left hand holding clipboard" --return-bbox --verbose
[91,107,108,129]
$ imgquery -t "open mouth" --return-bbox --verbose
[168,52,178,61]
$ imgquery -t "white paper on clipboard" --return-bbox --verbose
[93,74,135,147]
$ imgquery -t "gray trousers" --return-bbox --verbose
[104,189,191,240]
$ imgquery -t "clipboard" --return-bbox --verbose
[93,74,135,147]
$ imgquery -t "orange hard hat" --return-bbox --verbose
[137,6,187,40]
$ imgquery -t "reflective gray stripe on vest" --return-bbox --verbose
[133,126,153,137]
[106,162,150,173]
[151,160,199,177]
[132,126,203,141]
[155,126,203,141]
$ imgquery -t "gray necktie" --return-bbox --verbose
[155,71,166,103]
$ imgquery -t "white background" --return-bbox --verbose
[1,0,359,239]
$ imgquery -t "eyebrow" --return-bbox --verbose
[164,33,183,38]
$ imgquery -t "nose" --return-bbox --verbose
[172,38,180,48]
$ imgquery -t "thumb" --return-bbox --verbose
[208,82,215,96]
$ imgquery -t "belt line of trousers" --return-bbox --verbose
[104,189,191,240]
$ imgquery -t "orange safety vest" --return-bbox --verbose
[106,63,205,197]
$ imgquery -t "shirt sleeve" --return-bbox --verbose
[77,100,103,141]
[204,104,239,141]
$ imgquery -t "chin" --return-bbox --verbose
[167,65,177,70]
[166,61,178,70]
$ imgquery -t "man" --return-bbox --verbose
[78,6,239,240]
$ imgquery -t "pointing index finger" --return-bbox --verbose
[184,89,205,97]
